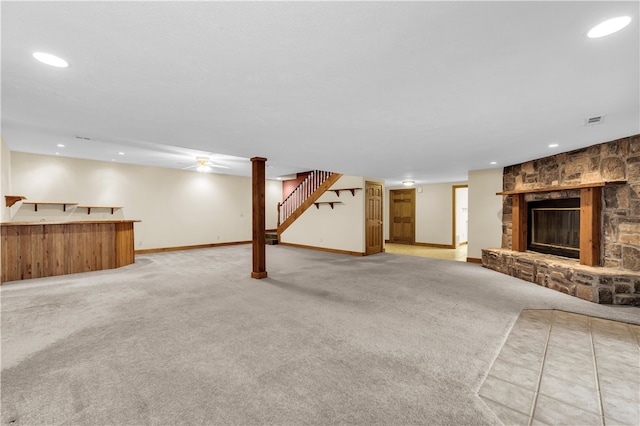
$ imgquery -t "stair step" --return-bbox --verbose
[265,232,278,245]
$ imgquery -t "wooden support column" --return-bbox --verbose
[580,187,602,266]
[251,157,268,279]
[511,194,527,252]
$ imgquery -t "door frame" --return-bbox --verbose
[452,185,469,247]
[389,188,416,244]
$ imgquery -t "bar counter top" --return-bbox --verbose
[1,220,141,226]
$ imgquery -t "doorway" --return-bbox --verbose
[452,185,468,247]
[389,188,415,244]
[365,181,383,255]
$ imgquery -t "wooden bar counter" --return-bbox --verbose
[1,220,139,283]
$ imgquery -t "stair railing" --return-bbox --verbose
[278,170,334,226]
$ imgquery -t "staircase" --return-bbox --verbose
[277,170,343,236]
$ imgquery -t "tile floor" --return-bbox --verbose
[384,242,468,262]
[479,310,640,426]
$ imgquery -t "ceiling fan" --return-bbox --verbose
[183,156,231,173]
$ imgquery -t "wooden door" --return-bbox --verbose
[390,189,415,244]
[365,181,383,255]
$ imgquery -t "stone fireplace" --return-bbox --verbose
[482,134,640,305]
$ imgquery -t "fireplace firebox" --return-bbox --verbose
[528,198,580,259]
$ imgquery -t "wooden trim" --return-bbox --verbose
[497,180,626,195]
[413,242,456,249]
[512,193,527,252]
[278,242,365,256]
[277,173,343,234]
[385,241,457,249]
[135,241,251,254]
[466,257,483,264]
[2,220,140,226]
[580,187,602,266]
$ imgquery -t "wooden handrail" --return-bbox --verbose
[278,172,343,234]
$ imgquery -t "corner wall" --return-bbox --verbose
[467,168,503,260]
[279,175,366,254]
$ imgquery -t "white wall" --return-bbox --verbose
[467,168,503,260]
[280,175,366,253]
[415,182,466,245]
[385,182,467,245]
[9,152,282,250]
[0,138,12,221]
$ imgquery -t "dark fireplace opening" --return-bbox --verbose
[528,198,580,259]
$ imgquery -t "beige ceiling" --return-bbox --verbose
[2,1,639,186]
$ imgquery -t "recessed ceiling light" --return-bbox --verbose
[490,161,497,165]
[55,152,60,155]
[32,52,69,68]
[118,152,125,155]
[402,180,415,186]
[549,144,559,148]
[57,144,65,147]
[588,16,631,38]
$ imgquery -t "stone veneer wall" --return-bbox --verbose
[501,134,640,272]
[483,134,640,305]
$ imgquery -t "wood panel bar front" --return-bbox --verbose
[0,220,138,283]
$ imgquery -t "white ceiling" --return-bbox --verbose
[2,1,639,186]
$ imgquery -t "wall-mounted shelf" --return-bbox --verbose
[77,206,123,215]
[23,201,79,212]
[314,201,343,209]
[5,195,27,207]
[329,188,362,197]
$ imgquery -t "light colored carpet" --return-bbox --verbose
[1,245,639,425]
